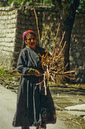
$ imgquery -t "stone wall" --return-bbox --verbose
[0,7,42,68]
[0,6,85,83]
[70,13,85,83]
[0,7,18,69]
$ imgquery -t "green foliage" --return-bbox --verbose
[7,0,85,13]
[0,69,7,75]
[77,0,85,13]
[8,0,28,5]
[8,0,52,5]
[43,0,52,4]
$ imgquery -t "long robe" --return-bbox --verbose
[12,46,56,127]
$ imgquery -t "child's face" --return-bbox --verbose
[25,34,36,49]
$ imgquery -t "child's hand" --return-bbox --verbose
[35,70,43,77]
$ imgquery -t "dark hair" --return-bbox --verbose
[24,32,36,41]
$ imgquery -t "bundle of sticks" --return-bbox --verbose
[37,27,75,95]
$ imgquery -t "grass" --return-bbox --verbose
[0,68,14,80]
[0,68,7,75]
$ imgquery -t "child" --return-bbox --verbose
[12,30,56,129]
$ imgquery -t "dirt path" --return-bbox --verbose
[0,85,68,129]
[0,84,85,129]
[50,85,85,129]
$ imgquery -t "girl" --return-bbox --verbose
[12,30,56,129]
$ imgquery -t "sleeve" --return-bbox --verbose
[17,50,30,74]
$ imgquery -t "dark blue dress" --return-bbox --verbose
[12,46,56,127]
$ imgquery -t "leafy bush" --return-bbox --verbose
[77,0,85,13]
[0,69,7,75]
[7,0,85,13]
[8,0,28,5]
[8,0,52,5]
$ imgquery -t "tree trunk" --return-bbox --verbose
[60,9,76,72]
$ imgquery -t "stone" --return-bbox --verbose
[0,0,8,7]
[83,116,85,120]
[76,52,80,58]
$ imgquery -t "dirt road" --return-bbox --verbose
[0,85,68,129]
[0,84,85,129]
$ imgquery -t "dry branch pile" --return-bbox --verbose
[37,27,75,95]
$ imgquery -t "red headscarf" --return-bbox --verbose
[23,30,35,40]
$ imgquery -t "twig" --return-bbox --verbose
[33,8,40,45]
